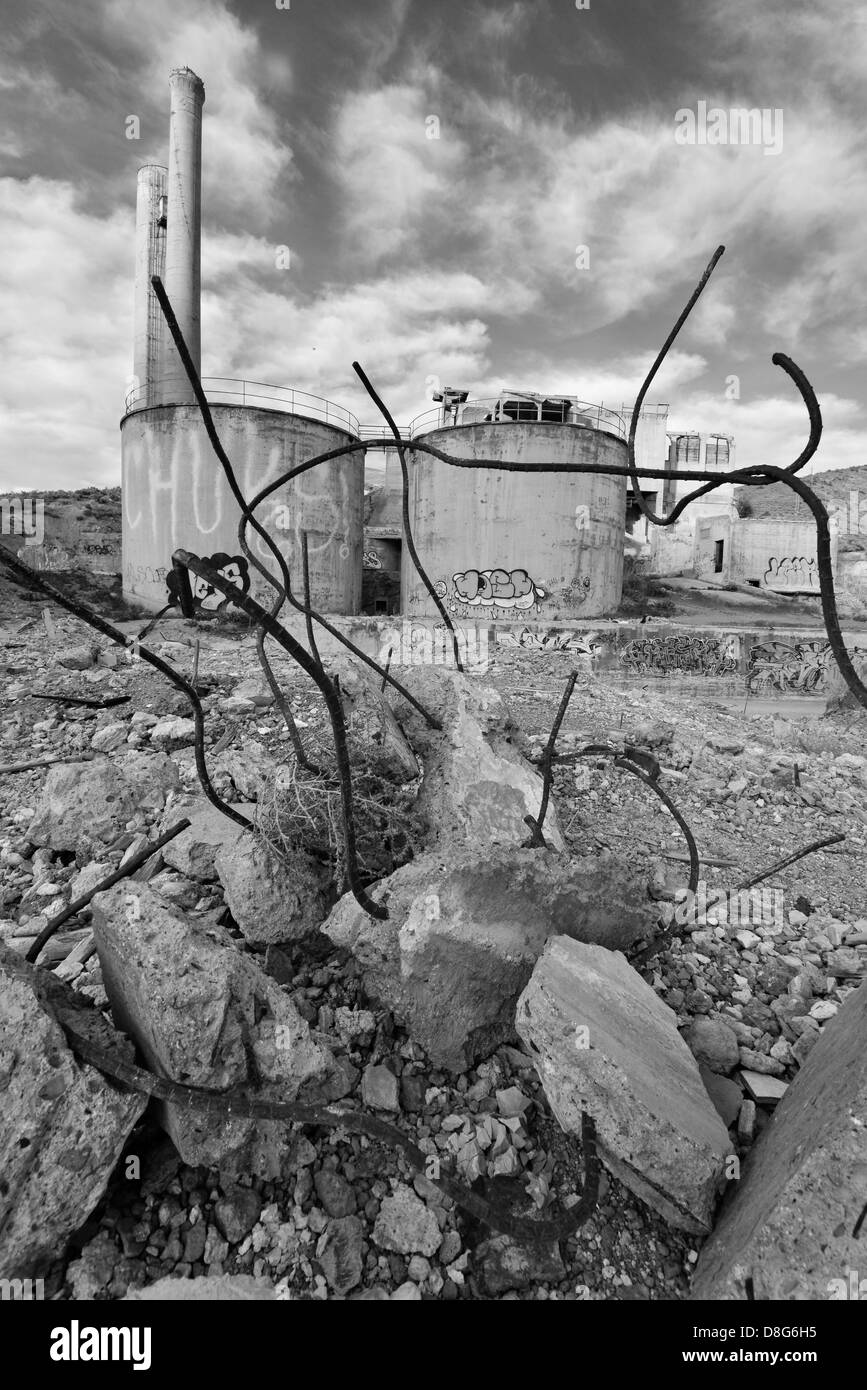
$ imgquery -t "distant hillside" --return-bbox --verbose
[733,466,867,551]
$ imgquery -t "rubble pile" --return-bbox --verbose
[1,614,865,1300]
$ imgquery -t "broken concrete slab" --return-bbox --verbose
[26,753,179,858]
[516,936,730,1234]
[215,831,329,945]
[692,977,867,1300]
[740,1071,788,1105]
[387,667,565,852]
[328,656,418,783]
[324,845,653,1072]
[158,795,253,881]
[0,944,146,1278]
[90,883,331,1178]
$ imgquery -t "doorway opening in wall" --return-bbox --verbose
[714,539,724,573]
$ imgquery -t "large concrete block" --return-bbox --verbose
[26,753,179,857]
[0,945,146,1278]
[90,884,331,1177]
[516,936,730,1233]
[691,978,867,1299]
[324,846,652,1071]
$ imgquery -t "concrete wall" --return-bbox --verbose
[403,422,627,620]
[122,404,364,613]
[730,519,833,593]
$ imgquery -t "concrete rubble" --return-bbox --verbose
[387,667,567,851]
[1,612,866,1301]
[26,753,179,857]
[516,937,731,1233]
[324,845,653,1070]
[90,883,332,1176]
[215,831,330,945]
[0,944,146,1278]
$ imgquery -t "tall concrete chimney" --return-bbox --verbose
[132,164,168,408]
[161,66,205,403]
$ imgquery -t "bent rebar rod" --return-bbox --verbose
[172,550,387,921]
[0,548,252,833]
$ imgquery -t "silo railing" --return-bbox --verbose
[123,378,360,436]
[408,396,627,439]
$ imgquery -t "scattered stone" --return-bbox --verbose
[516,937,730,1233]
[683,1018,739,1075]
[361,1063,400,1112]
[476,1234,566,1296]
[56,645,95,670]
[317,1215,364,1295]
[150,717,196,750]
[90,722,129,752]
[314,1170,357,1218]
[692,978,867,1299]
[738,1049,785,1077]
[325,846,653,1071]
[740,1072,788,1106]
[214,1187,263,1245]
[351,1285,390,1301]
[373,1184,442,1257]
[0,945,146,1278]
[495,1086,531,1118]
[391,1280,422,1300]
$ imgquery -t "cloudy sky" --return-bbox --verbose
[2,0,866,487]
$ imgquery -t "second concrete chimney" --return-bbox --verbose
[161,66,205,403]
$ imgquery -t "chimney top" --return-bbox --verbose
[169,67,205,100]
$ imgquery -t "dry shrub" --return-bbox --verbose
[256,753,424,889]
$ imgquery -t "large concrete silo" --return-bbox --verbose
[403,396,628,621]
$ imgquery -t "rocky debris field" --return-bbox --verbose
[1,610,866,1302]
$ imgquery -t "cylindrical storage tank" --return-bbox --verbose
[121,404,364,613]
[403,421,627,620]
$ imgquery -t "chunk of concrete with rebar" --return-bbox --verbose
[90,884,331,1177]
[323,847,653,1071]
[387,667,565,851]
[690,976,867,1299]
[516,936,731,1233]
[0,944,146,1278]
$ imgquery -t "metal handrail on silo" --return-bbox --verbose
[407,396,627,439]
[122,378,360,436]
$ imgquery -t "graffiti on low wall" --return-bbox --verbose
[497,627,602,664]
[620,633,741,676]
[164,553,251,612]
[747,639,836,693]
